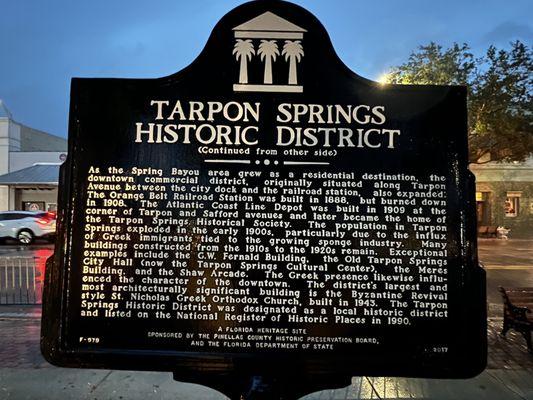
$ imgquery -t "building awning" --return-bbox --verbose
[0,164,60,185]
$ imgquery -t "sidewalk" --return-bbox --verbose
[2,240,532,399]
[1,369,532,400]
[1,307,533,399]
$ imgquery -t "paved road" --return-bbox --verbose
[478,239,533,315]
[478,238,533,268]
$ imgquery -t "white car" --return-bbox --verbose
[0,211,56,244]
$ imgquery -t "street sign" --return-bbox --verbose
[42,0,486,397]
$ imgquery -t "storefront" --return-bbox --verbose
[0,164,60,211]
[471,159,533,238]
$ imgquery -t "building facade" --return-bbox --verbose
[470,158,533,238]
[0,101,67,211]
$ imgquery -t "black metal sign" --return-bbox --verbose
[42,0,486,397]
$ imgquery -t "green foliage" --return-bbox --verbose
[386,41,533,164]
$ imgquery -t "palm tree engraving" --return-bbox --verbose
[233,39,255,84]
[258,40,279,84]
[282,40,304,85]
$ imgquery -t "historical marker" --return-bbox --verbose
[42,1,486,398]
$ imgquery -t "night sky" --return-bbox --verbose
[0,0,531,138]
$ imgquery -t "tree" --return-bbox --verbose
[233,39,255,84]
[282,40,304,85]
[258,40,279,84]
[385,41,533,164]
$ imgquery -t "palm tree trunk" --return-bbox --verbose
[288,58,297,84]
[239,57,248,84]
[264,57,273,84]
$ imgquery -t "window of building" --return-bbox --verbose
[476,191,491,225]
[22,201,45,211]
[505,192,521,217]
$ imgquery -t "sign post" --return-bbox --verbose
[42,1,486,398]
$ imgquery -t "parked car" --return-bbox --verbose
[0,211,56,244]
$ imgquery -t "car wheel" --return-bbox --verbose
[17,229,34,245]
